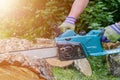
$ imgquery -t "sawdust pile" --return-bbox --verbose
[0,38,55,80]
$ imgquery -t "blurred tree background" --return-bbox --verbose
[0,0,119,40]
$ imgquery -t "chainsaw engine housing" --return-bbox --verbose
[57,42,85,61]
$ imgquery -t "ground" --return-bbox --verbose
[52,56,119,80]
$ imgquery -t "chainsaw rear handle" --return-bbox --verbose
[55,30,120,60]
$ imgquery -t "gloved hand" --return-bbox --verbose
[102,23,120,42]
[59,16,76,32]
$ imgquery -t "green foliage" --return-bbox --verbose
[102,0,120,22]
[76,0,120,31]
[0,0,119,39]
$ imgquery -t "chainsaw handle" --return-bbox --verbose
[58,30,76,38]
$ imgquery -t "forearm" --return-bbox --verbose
[59,0,89,32]
[68,0,89,18]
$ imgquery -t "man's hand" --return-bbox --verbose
[103,23,120,42]
[59,16,76,32]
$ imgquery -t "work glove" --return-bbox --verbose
[59,16,76,32]
[102,23,120,42]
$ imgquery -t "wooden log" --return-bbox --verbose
[0,53,55,80]
[0,37,73,67]
[0,38,55,53]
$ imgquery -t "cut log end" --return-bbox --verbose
[74,58,92,76]
[46,58,73,67]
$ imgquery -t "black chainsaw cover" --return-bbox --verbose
[56,42,85,61]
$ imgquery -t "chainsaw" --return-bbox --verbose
[6,30,120,61]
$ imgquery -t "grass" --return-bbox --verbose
[52,56,120,80]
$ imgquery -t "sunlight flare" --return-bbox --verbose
[0,0,16,11]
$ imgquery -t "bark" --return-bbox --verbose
[0,38,55,80]
[0,53,54,80]
[0,38,55,53]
